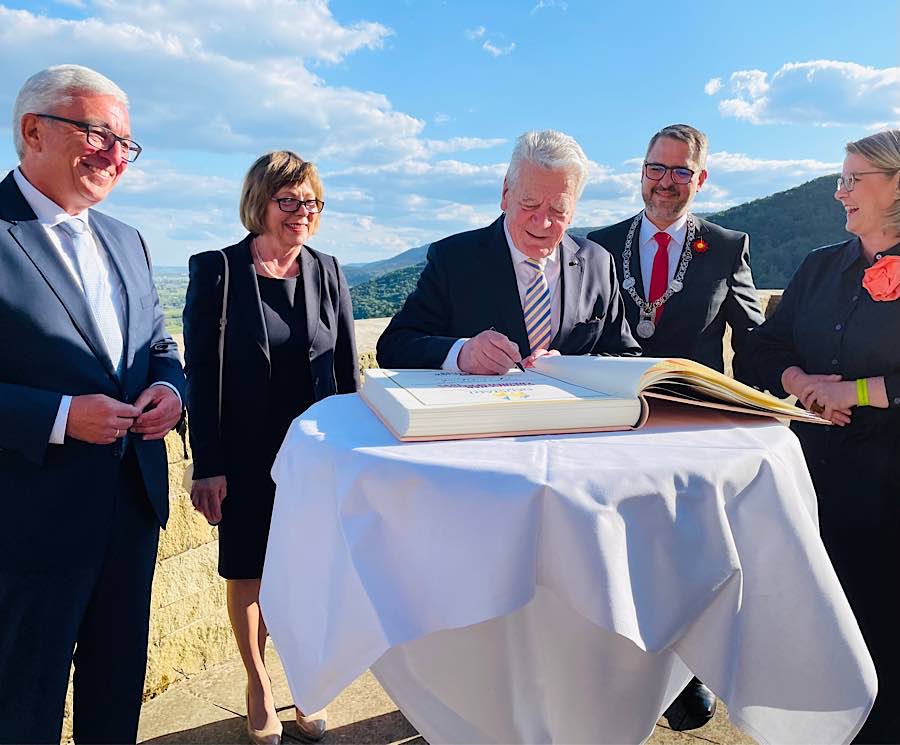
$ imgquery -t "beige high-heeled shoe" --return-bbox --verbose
[245,687,283,745]
[295,707,327,742]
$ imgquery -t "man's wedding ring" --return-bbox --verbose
[114,428,121,438]
[810,402,825,415]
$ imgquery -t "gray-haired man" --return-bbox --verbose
[378,129,640,371]
[0,65,184,743]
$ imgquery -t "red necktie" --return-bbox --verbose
[648,231,671,323]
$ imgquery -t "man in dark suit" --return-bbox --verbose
[0,65,185,743]
[378,130,640,372]
[589,124,764,373]
[590,125,765,731]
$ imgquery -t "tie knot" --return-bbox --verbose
[524,257,544,273]
[653,231,671,250]
[58,218,87,237]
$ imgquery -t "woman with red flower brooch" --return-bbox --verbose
[736,129,900,743]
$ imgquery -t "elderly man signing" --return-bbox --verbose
[0,66,184,743]
[377,130,640,372]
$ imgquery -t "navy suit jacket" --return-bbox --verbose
[588,215,765,372]
[377,216,640,368]
[0,171,185,565]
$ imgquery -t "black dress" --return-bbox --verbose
[217,274,315,579]
[735,237,900,743]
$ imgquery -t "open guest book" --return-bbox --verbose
[360,355,829,441]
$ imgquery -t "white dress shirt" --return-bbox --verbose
[13,167,181,444]
[441,218,562,371]
[638,212,687,296]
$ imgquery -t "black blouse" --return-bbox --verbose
[736,237,900,408]
[258,275,315,456]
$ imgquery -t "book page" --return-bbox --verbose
[382,369,614,407]
[531,355,659,398]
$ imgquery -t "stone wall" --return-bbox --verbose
[60,297,782,739]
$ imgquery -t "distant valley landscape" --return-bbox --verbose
[156,174,849,333]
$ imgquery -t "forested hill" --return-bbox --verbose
[349,262,426,319]
[349,174,850,318]
[702,174,849,288]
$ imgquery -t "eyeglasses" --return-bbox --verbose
[36,113,142,163]
[643,162,695,185]
[836,170,898,193]
[271,197,325,214]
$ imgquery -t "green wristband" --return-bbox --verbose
[856,378,870,407]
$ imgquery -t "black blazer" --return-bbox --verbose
[588,215,765,372]
[377,216,640,368]
[183,236,359,479]
[0,172,185,558]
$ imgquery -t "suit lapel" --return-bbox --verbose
[484,218,530,355]
[631,216,648,301]
[10,217,120,387]
[300,249,321,353]
[232,239,270,372]
[554,235,583,348]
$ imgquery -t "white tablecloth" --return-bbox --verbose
[260,394,876,744]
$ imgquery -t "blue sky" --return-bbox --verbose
[1,0,898,266]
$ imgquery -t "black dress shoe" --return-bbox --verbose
[663,677,717,731]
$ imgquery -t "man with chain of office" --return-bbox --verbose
[589,124,764,375]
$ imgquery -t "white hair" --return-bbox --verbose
[12,64,129,159]
[505,130,589,198]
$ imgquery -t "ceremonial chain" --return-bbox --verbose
[621,212,696,339]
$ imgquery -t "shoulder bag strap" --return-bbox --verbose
[217,249,229,429]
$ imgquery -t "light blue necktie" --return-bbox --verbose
[522,258,552,354]
[57,218,124,374]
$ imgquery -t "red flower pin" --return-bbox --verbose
[863,255,900,301]
[691,238,709,253]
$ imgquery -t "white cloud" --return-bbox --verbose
[92,0,391,64]
[463,24,514,58]
[0,6,422,164]
[483,40,515,57]
[710,60,900,127]
[704,77,722,96]
[423,137,507,155]
[707,151,839,174]
[434,112,451,124]
[730,69,770,98]
[532,0,568,12]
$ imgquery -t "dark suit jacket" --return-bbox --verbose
[183,236,359,480]
[377,216,640,368]
[588,215,764,372]
[0,171,185,561]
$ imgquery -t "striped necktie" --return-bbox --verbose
[57,218,125,374]
[523,258,552,354]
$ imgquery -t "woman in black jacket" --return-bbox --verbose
[736,130,900,743]
[183,151,359,744]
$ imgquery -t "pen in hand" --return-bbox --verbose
[489,326,526,372]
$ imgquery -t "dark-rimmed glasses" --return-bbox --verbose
[836,170,898,193]
[643,162,695,185]
[36,113,142,162]
[271,197,325,214]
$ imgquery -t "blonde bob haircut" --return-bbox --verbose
[239,151,324,236]
[846,129,900,236]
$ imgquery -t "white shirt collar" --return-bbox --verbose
[639,210,687,248]
[13,167,90,229]
[502,215,560,268]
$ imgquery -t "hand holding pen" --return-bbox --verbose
[457,328,526,375]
